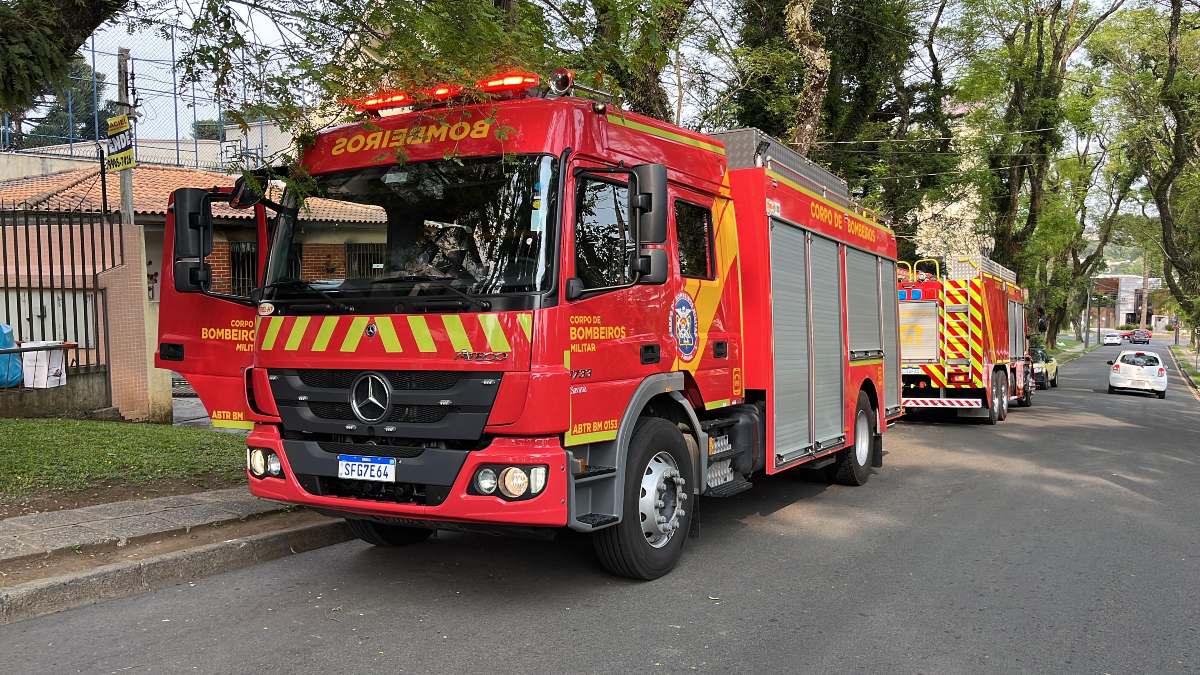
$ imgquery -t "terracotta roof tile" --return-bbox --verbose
[0,166,385,223]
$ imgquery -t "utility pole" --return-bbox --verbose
[117,48,134,227]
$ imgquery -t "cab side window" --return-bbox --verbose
[675,201,713,279]
[574,178,633,289]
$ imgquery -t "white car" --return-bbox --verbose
[1103,333,1122,346]
[1108,350,1168,399]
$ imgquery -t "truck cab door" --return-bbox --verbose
[155,188,269,430]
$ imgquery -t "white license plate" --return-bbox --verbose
[1132,380,1148,388]
[337,455,397,483]
[902,367,922,374]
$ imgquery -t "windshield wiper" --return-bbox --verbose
[262,280,355,313]
[369,274,491,310]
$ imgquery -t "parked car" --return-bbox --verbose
[1108,350,1168,398]
[1103,333,1122,346]
[1130,328,1152,344]
[1119,329,1134,340]
[1031,347,1059,389]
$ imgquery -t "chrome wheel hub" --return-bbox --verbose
[854,410,870,466]
[638,451,687,549]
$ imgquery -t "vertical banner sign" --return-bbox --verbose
[105,114,135,173]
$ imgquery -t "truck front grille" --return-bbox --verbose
[269,369,501,442]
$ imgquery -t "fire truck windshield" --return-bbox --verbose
[263,154,558,311]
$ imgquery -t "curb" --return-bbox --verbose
[1167,346,1200,403]
[0,519,351,625]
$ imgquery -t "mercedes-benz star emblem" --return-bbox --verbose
[349,372,390,424]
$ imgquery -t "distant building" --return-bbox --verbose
[1090,274,1164,327]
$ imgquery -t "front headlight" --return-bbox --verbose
[1033,365,1044,372]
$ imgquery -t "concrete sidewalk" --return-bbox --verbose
[0,488,282,563]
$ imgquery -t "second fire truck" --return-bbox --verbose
[897,256,1032,423]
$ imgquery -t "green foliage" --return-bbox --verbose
[19,58,121,149]
[192,118,224,141]
[732,0,805,139]
[0,0,126,113]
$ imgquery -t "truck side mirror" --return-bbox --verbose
[637,248,668,284]
[171,188,215,293]
[632,163,668,244]
[229,174,264,210]
[565,277,586,301]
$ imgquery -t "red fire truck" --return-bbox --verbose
[896,256,1032,423]
[157,69,902,579]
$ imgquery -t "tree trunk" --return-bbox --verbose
[785,0,829,155]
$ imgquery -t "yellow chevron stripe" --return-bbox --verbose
[311,316,339,352]
[477,314,511,352]
[406,316,437,352]
[442,315,473,352]
[375,317,402,352]
[260,316,283,351]
[284,316,310,351]
[517,313,533,341]
[340,316,370,352]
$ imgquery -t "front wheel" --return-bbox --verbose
[830,391,876,486]
[1157,390,1167,399]
[593,417,694,580]
[997,371,1011,420]
[1051,372,1059,388]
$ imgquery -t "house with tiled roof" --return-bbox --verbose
[0,165,385,300]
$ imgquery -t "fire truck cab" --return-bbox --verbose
[897,256,1033,422]
[156,71,901,579]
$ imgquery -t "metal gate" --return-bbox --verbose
[228,241,257,297]
[346,243,387,278]
[1,194,121,382]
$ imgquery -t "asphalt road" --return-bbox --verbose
[3,338,1198,673]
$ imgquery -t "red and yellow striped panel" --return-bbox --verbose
[920,363,946,388]
[942,280,971,368]
[257,312,533,355]
[967,280,986,386]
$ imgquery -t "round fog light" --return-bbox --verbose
[475,467,497,494]
[249,448,267,477]
[266,452,282,477]
[529,466,548,495]
[498,467,529,498]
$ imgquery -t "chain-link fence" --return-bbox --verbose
[1,24,276,172]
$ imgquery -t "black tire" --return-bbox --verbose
[1051,372,1059,388]
[1157,390,1166,399]
[1107,385,1116,394]
[997,370,1011,420]
[1017,370,1033,407]
[593,417,694,581]
[346,519,434,546]
[985,373,1001,425]
[832,391,875,486]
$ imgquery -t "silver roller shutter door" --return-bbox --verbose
[880,260,901,410]
[810,235,844,443]
[846,249,882,354]
[770,220,811,456]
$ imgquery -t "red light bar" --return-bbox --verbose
[345,90,410,112]
[476,71,540,93]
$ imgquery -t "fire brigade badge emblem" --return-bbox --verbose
[671,293,699,362]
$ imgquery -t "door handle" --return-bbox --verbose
[160,343,184,361]
[640,344,660,365]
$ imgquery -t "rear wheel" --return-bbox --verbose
[1050,371,1059,388]
[1157,390,1166,399]
[997,371,1011,420]
[593,418,693,580]
[986,374,1002,425]
[1108,385,1116,394]
[831,392,875,486]
[345,519,434,546]
[1017,369,1033,407]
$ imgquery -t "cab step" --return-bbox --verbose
[573,466,616,484]
[705,477,752,498]
[576,513,618,529]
